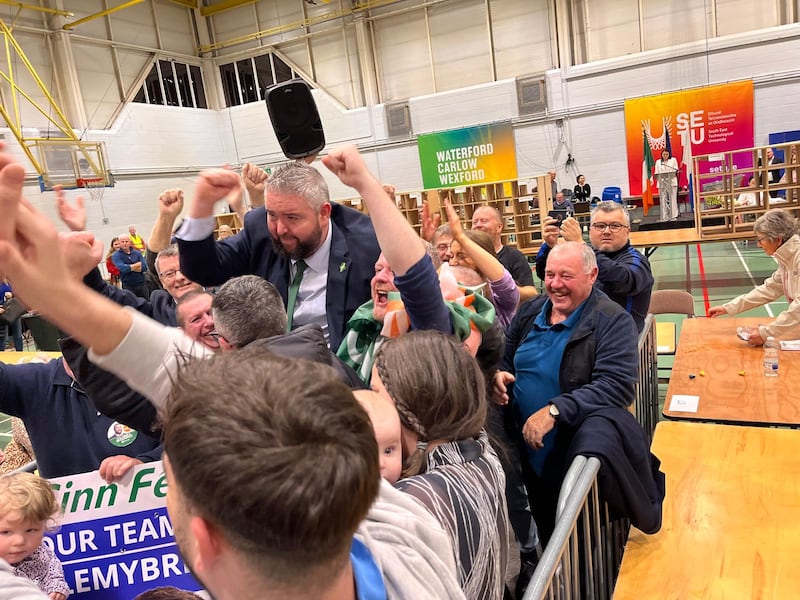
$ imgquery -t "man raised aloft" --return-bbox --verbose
[176,161,380,350]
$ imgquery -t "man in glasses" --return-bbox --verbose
[84,244,201,327]
[535,201,652,331]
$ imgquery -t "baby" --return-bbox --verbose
[354,390,403,484]
[0,472,69,599]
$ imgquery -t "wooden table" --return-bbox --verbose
[614,421,800,599]
[0,351,61,365]
[662,316,800,426]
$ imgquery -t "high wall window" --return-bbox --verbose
[133,60,208,109]
[219,53,298,107]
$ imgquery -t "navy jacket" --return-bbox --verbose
[502,288,639,428]
[536,242,652,331]
[84,268,177,326]
[0,359,162,478]
[178,204,380,350]
[566,407,665,534]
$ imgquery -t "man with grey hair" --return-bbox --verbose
[494,241,639,545]
[112,233,148,298]
[212,275,364,387]
[84,243,201,327]
[536,201,653,331]
[176,161,380,350]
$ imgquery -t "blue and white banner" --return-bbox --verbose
[46,462,202,599]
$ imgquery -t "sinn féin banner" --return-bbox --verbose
[418,122,517,189]
[46,462,203,599]
[624,80,754,196]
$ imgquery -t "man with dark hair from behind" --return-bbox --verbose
[162,348,463,599]
[133,586,201,600]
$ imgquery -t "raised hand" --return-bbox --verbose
[158,188,184,218]
[420,201,441,242]
[321,145,376,192]
[242,162,268,208]
[55,185,87,231]
[443,198,466,238]
[189,168,242,218]
[60,231,104,279]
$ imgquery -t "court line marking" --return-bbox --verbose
[695,244,711,315]
[732,241,774,317]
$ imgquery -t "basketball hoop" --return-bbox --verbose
[77,177,107,203]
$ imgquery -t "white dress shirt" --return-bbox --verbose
[290,224,332,344]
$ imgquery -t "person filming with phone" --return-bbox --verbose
[535,201,653,331]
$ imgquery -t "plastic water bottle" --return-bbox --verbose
[763,337,779,377]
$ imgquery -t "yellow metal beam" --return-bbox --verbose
[0,104,42,173]
[0,19,76,138]
[200,0,257,17]
[0,70,75,138]
[63,0,145,30]
[0,1,73,17]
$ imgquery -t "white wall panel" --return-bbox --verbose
[154,1,197,56]
[373,14,434,101]
[491,1,554,78]
[716,0,780,36]
[307,25,360,107]
[585,0,640,60]
[428,0,492,91]
[641,0,707,50]
[107,1,159,48]
[72,43,119,130]
[411,79,518,134]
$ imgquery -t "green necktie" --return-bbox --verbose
[286,260,307,331]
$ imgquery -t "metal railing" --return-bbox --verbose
[633,313,659,443]
[524,318,656,599]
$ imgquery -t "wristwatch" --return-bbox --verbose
[548,403,560,421]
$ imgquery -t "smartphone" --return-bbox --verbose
[548,209,567,224]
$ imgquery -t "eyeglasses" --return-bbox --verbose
[756,237,771,244]
[158,269,180,281]
[435,244,451,252]
[590,223,628,232]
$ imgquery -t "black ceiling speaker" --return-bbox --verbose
[265,79,326,160]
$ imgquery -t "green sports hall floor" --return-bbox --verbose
[0,239,782,450]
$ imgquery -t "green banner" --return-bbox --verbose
[418,122,518,189]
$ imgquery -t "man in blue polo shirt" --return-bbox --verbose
[495,242,638,545]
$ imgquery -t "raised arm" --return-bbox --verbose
[55,186,87,232]
[322,146,425,277]
[242,162,268,209]
[148,188,184,253]
[444,198,507,281]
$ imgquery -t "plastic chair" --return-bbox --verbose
[648,290,695,383]
[648,289,695,317]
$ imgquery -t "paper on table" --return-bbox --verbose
[668,394,699,413]
[779,340,800,351]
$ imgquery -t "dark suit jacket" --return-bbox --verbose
[566,407,665,534]
[178,204,380,350]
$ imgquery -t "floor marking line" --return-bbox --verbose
[696,244,711,315]
[732,241,774,318]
